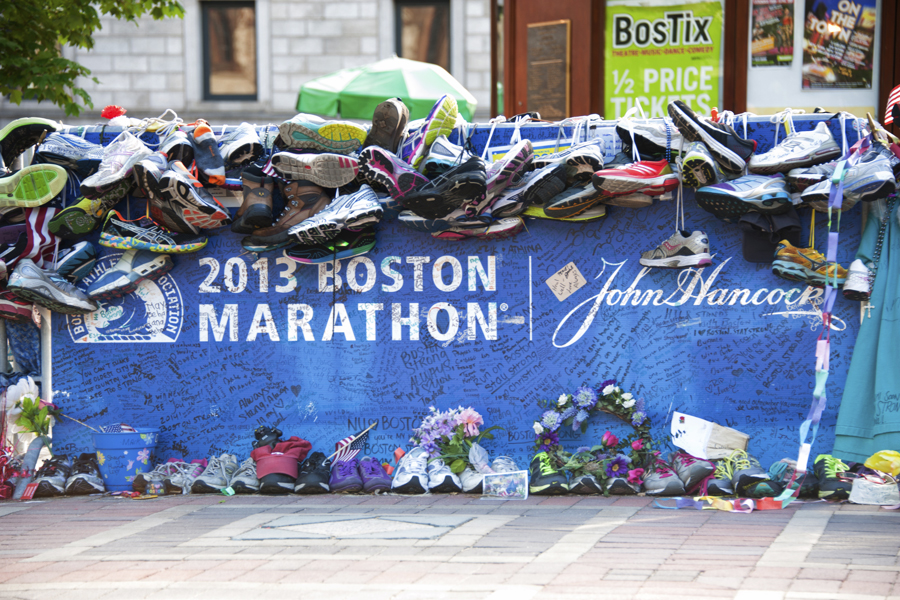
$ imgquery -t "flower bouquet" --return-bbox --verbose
[411,406,502,474]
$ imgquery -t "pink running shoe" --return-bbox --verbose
[592,159,680,196]
[358,146,430,203]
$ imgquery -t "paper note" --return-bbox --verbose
[546,262,587,301]
[670,412,714,459]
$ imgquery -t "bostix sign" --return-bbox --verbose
[605,0,723,119]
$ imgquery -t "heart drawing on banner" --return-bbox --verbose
[291,385,302,397]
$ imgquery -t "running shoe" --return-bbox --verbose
[670,451,715,492]
[397,207,489,233]
[131,151,168,199]
[800,152,897,212]
[400,157,486,218]
[544,180,605,218]
[705,458,735,495]
[532,140,605,182]
[0,117,59,167]
[288,184,383,245]
[813,454,851,500]
[771,240,847,287]
[524,202,607,222]
[729,450,782,498]
[643,456,687,495]
[277,113,368,154]
[843,259,871,301]
[696,174,792,222]
[768,458,819,498]
[591,159,680,196]
[31,455,73,498]
[486,139,533,199]
[681,141,724,188]
[600,192,658,209]
[420,135,475,178]
[48,188,130,240]
[668,100,757,173]
[64,453,105,495]
[158,130,194,166]
[34,132,104,179]
[190,121,226,186]
[749,122,841,174]
[100,211,208,254]
[529,451,568,495]
[218,122,263,166]
[86,249,174,300]
[294,452,331,494]
[569,474,603,495]
[362,98,409,154]
[270,152,359,188]
[399,94,459,169]
[640,230,712,268]
[391,447,428,494]
[0,164,68,207]
[80,132,152,199]
[616,117,684,159]
[427,459,462,493]
[8,258,98,314]
[489,164,568,218]
[0,283,33,323]
[358,146,430,203]
[156,160,231,230]
[55,241,98,283]
[432,216,524,241]
[284,225,377,264]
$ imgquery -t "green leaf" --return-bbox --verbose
[15,416,32,428]
[449,459,466,474]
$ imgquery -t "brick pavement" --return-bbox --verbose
[0,494,899,599]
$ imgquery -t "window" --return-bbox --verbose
[202,1,257,100]
[395,1,451,72]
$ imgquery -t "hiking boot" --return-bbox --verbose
[399,94,459,169]
[81,132,152,199]
[55,241,98,283]
[639,231,712,269]
[294,451,331,494]
[0,118,59,166]
[190,121,225,186]
[643,456,686,496]
[529,452,568,495]
[0,164,68,207]
[358,146,430,203]
[670,451,715,492]
[157,160,231,230]
[278,114,368,154]
[86,249,173,300]
[100,211,208,254]
[729,450,782,497]
[191,454,239,493]
[284,225,377,264]
[569,474,603,495]
[330,457,364,493]
[427,459,462,493]
[218,123,263,167]
[8,258,97,314]
[241,181,331,252]
[35,132,104,179]
[814,454,852,500]
[391,447,428,494]
[288,184,383,245]
[359,456,392,493]
[164,459,207,494]
[65,453,104,495]
[230,458,259,494]
[270,152,359,188]
[231,163,274,234]
[32,455,73,498]
[363,98,410,154]
[668,100,757,173]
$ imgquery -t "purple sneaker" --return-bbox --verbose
[358,456,392,493]
[399,94,459,169]
[329,457,363,493]
[486,139,534,203]
[359,147,430,203]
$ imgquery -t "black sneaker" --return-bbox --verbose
[544,180,604,218]
[668,100,757,173]
[284,226,377,264]
[769,459,819,498]
[569,474,603,495]
[400,157,487,218]
[294,451,332,494]
[0,118,59,167]
[529,451,568,495]
[253,425,282,449]
[814,454,852,500]
[32,455,73,498]
[64,453,105,495]
[99,211,208,254]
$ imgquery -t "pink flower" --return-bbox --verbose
[627,468,645,484]
[456,408,483,436]
[601,430,619,448]
[631,439,644,451]
[38,399,57,411]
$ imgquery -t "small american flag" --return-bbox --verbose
[101,423,137,433]
[334,427,371,462]
[885,84,900,125]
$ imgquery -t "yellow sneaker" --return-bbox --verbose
[772,240,847,287]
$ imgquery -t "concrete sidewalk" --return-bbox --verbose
[1,494,899,600]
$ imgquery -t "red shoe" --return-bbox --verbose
[0,283,33,323]
[592,159,680,196]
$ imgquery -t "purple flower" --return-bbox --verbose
[541,410,563,432]
[635,397,646,413]
[575,446,591,454]
[537,431,560,447]
[573,386,598,409]
[599,379,617,389]
[560,406,577,421]
[573,409,590,431]
[631,411,646,426]
[606,455,629,478]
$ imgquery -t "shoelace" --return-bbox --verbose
[404,452,428,474]
[536,453,557,476]
[337,461,357,478]
[652,457,676,478]
[717,110,757,139]
[769,108,805,146]
[820,455,849,478]
[360,460,382,477]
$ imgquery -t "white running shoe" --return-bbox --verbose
[427,459,462,493]
[218,123,263,166]
[459,468,484,493]
[749,122,841,175]
[81,132,152,199]
[287,184,383,245]
[391,447,429,494]
[640,230,713,269]
[843,259,872,301]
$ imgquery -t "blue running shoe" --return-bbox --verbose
[399,95,459,170]
[398,207,489,233]
[696,174,792,222]
[87,249,174,300]
[55,241,97,283]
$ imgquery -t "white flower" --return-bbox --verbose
[614,386,620,393]
[602,385,615,395]
[622,392,633,401]
[622,399,636,408]
[557,394,569,407]
[533,422,544,434]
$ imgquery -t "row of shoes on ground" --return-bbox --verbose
[29,453,106,497]
[390,446,521,494]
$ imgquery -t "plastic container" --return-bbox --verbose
[91,428,160,492]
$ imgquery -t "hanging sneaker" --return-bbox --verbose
[532,140,606,182]
[133,458,185,494]
[643,456,686,496]
[0,164,68,207]
[218,123,263,167]
[490,164,567,219]
[241,182,331,252]
[81,132,153,199]
[7,258,97,314]
[358,146,430,203]
[32,455,73,498]
[288,184,383,245]
[681,142,725,188]
[800,152,897,212]
[420,135,476,178]
[34,132,105,179]
[231,163,274,234]
[432,216,524,241]
[640,231,712,269]
[86,249,173,300]
[591,159,680,196]
[363,98,410,154]
[398,206,489,233]
[399,95,459,169]
[0,117,59,167]
[705,458,735,496]
[696,174,792,222]
[569,474,603,495]
[284,225,376,264]
[0,283,34,323]
[749,122,841,174]
[131,151,168,197]
[191,454,239,493]
[843,259,872,301]
[616,118,684,159]
[391,446,428,494]
[427,459,462,493]
[525,202,607,223]
[100,211,208,254]
[190,121,226,186]
[730,450,782,497]
[359,456,392,493]
[156,160,231,230]
[814,454,852,500]
[55,241,97,283]
[400,157,487,218]
[48,185,132,240]
[270,152,359,188]
[158,130,194,166]
[606,477,639,495]
[529,451,568,495]
[230,458,259,494]
[459,468,484,493]
[294,451,331,494]
[164,458,208,494]
[278,113,368,154]
[64,453,105,495]
[670,451,715,491]
[486,139,534,200]
[772,240,847,287]
[330,457,364,493]
[668,100,757,173]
